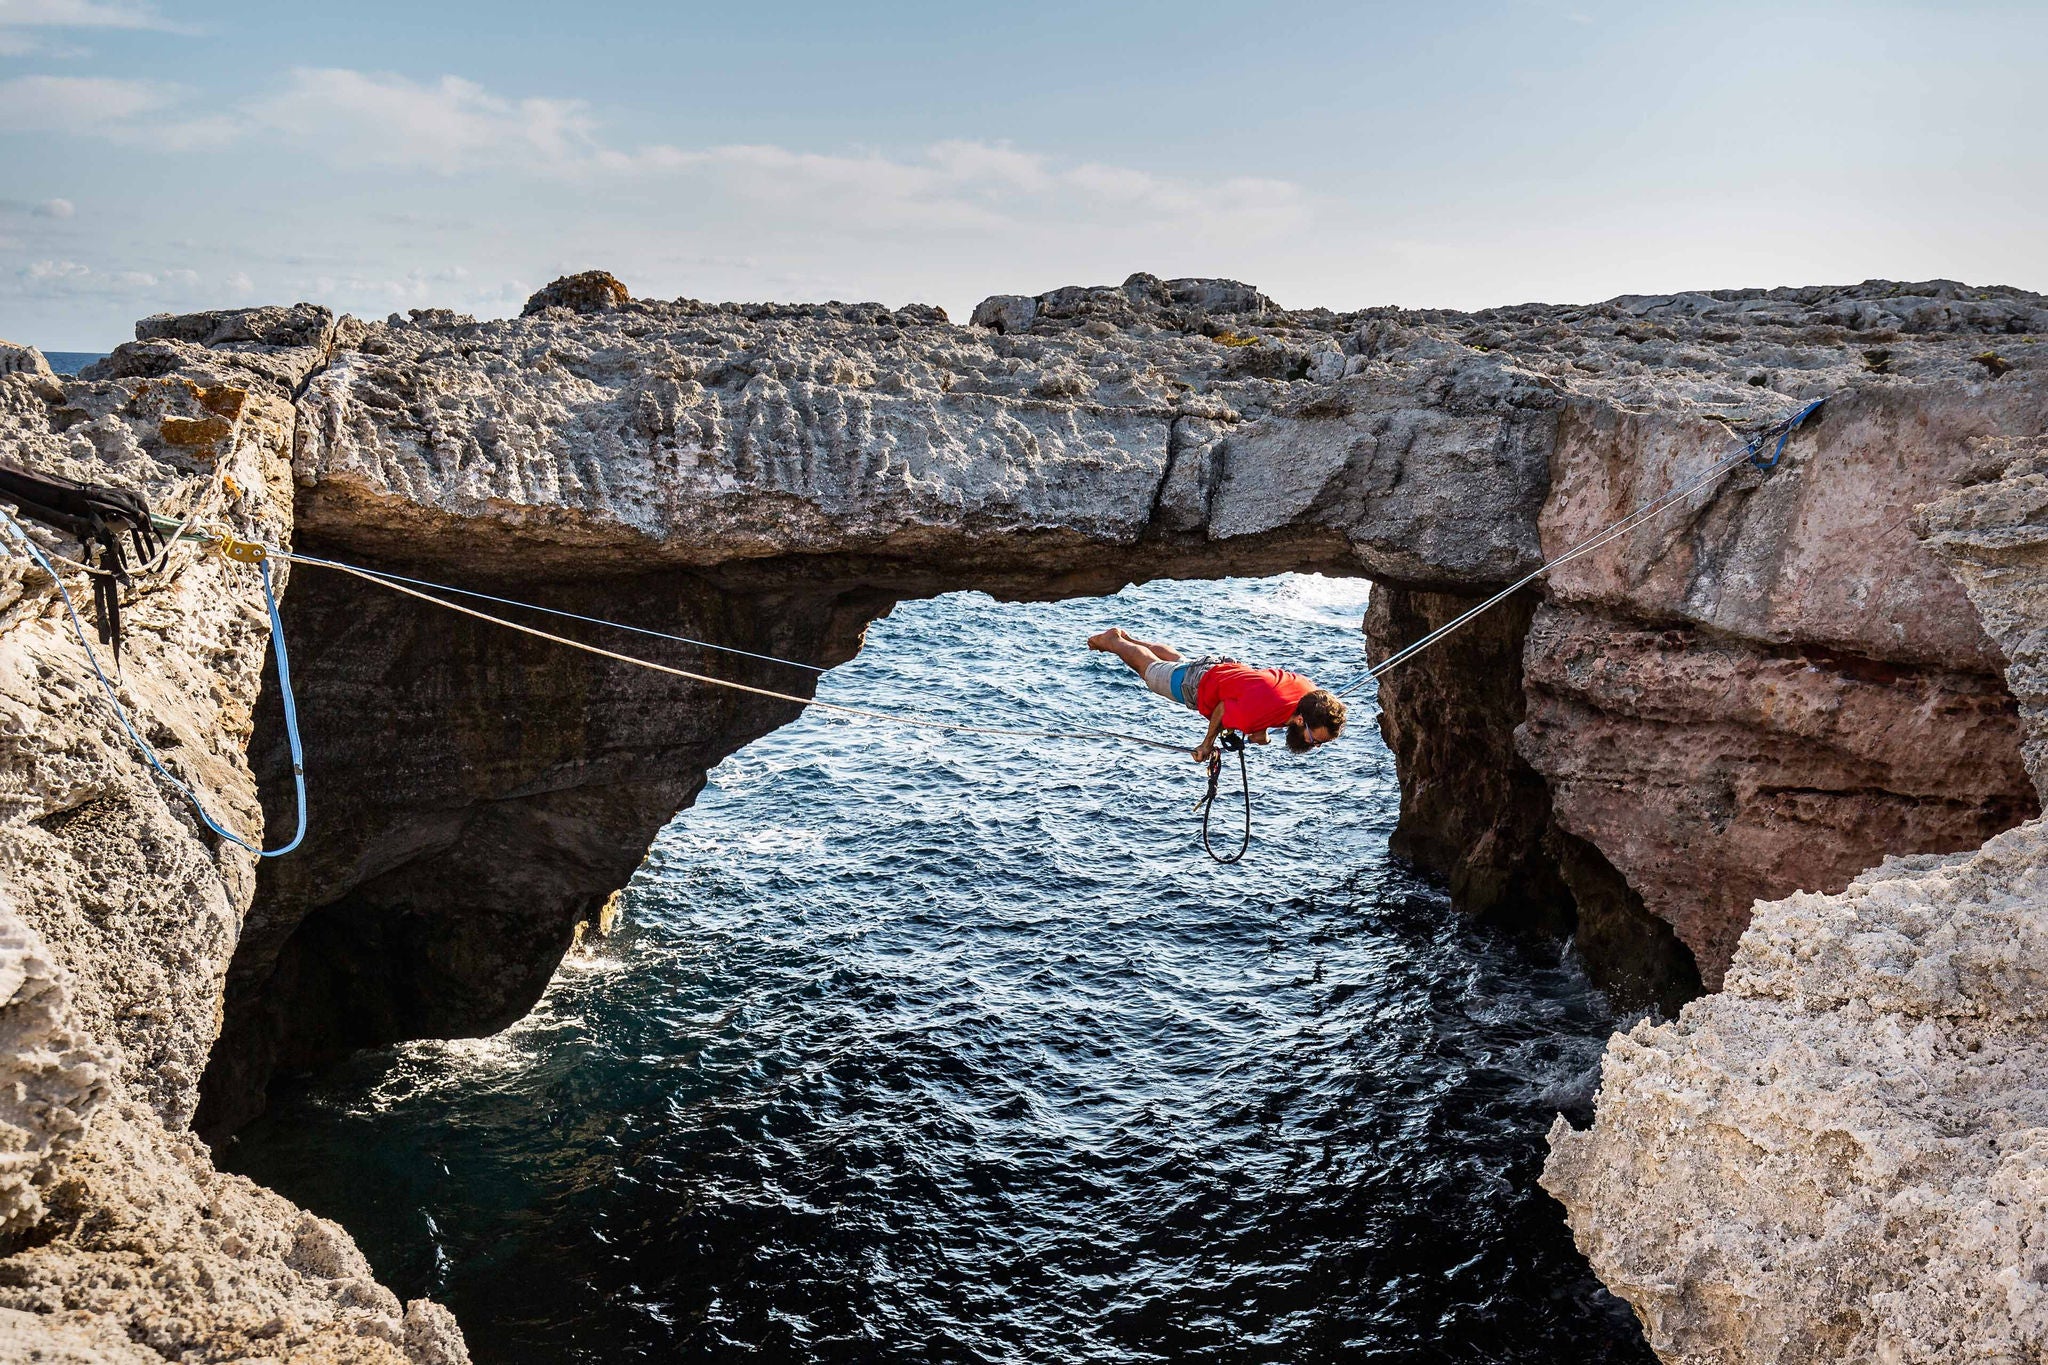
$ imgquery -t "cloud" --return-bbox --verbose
[8,256,214,305]
[0,0,178,27]
[0,0,187,54]
[225,69,1312,241]
[600,137,1307,238]
[0,74,237,145]
[33,196,72,217]
[247,68,600,174]
[2,65,1310,291]
[0,73,170,129]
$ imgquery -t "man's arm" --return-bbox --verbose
[1192,704,1229,762]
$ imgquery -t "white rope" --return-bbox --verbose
[1336,401,1825,694]
[280,551,1192,754]
[281,554,829,673]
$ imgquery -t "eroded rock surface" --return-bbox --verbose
[4,272,2045,1360]
[0,894,107,1241]
[1920,432,2048,800]
[1519,601,2035,982]
[1546,823,2048,1363]
[1,1097,467,1364]
[0,340,54,379]
[1521,380,2046,982]
[288,281,1562,587]
[1548,376,2048,1363]
[0,351,467,1359]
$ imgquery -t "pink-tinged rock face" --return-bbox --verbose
[1539,383,2045,673]
[1517,376,2048,984]
[1518,604,2038,985]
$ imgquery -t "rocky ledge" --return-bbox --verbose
[0,340,465,1359]
[1544,430,2048,1362]
[0,272,2041,1360]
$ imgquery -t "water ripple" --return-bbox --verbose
[222,575,1652,1364]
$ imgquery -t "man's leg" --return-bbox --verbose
[1087,627,1168,677]
[1123,634,1182,662]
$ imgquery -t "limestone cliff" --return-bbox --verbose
[1545,386,2048,1361]
[1544,823,2048,1362]
[0,273,2042,1360]
[206,273,2041,1109]
[0,336,468,1360]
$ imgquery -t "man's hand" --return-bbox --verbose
[1192,743,1214,763]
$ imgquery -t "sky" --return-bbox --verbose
[0,0,2043,350]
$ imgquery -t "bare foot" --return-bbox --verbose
[1087,627,1130,652]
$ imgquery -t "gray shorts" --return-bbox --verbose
[1143,654,1223,710]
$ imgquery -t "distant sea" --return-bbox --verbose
[41,351,107,376]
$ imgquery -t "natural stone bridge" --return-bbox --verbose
[200,274,2043,1129]
[0,272,2043,1362]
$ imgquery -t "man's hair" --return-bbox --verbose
[1286,689,1347,752]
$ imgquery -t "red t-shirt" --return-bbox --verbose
[1195,662,1315,733]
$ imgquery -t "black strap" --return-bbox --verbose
[0,461,161,662]
[1199,730,1251,864]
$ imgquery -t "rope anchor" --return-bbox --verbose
[213,534,268,564]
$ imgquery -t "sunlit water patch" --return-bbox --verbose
[221,575,1651,1364]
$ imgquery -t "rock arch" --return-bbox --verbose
[144,275,2042,1133]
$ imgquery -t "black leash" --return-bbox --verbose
[1197,730,1250,864]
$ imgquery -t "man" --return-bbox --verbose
[1087,627,1347,762]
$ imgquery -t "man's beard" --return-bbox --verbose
[1285,718,1311,753]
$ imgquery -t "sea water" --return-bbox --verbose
[220,574,1653,1364]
